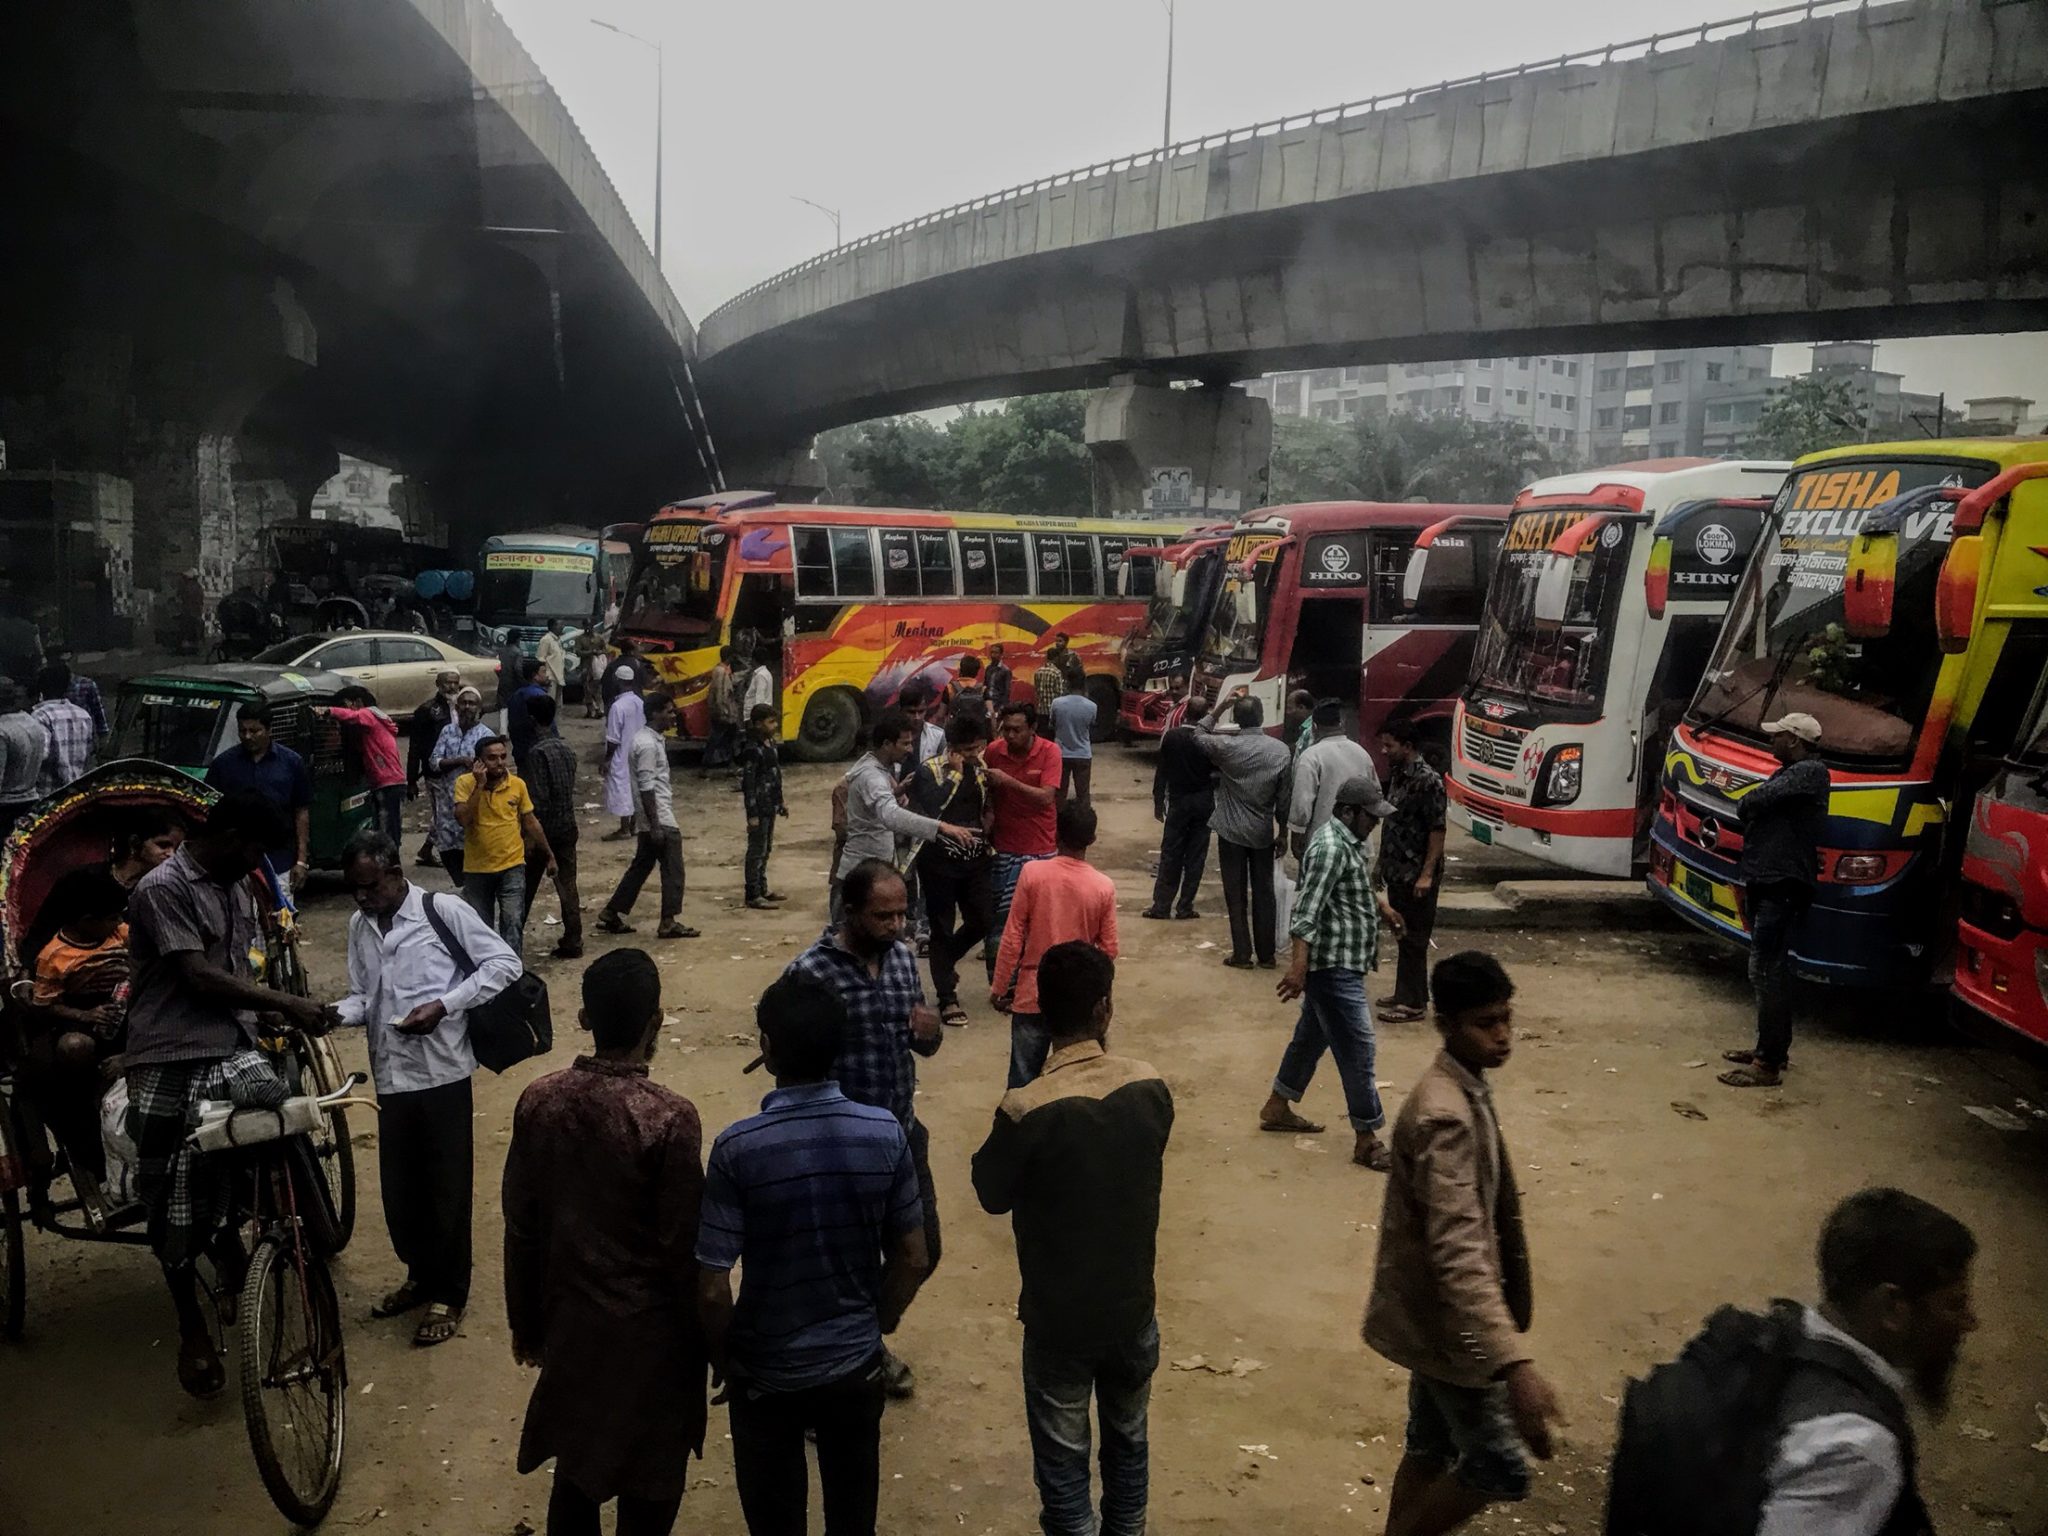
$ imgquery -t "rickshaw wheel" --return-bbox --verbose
[0,1185,24,1341]
[238,1229,346,1526]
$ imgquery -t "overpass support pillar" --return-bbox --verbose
[719,445,826,504]
[1084,378,1270,519]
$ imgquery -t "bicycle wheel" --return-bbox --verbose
[0,1185,23,1341]
[310,1106,356,1252]
[238,1228,346,1525]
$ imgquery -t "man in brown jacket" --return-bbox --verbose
[1362,950,1563,1536]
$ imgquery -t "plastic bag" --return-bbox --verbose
[100,1079,139,1206]
[1274,863,1296,942]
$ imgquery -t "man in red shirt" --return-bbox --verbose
[981,699,1063,982]
[992,800,1119,1087]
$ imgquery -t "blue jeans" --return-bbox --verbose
[1403,1373,1531,1500]
[1272,968,1384,1133]
[985,851,1052,972]
[462,864,528,955]
[1022,1320,1159,1536]
[1009,1012,1050,1090]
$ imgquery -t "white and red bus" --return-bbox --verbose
[1117,530,1231,737]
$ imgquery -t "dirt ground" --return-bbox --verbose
[4,711,2048,1536]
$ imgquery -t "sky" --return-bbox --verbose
[494,0,2045,408]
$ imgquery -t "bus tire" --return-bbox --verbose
[1086,677,1121,745]
[793,689,864,762]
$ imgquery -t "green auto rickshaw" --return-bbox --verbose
[110,665,374,866]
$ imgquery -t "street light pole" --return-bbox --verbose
[1161,0,1175,151]
[791,195,842,248]
[590,18,663,272]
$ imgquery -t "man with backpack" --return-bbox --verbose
[1606,1187,1977,1536]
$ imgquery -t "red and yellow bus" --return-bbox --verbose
[617,494,1190,758]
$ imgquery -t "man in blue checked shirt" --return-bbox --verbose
[783,857,944,1400]
[698,973,929,1536]
[1257,774,1405,1173]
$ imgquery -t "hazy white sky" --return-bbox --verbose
[495,0,2044,407]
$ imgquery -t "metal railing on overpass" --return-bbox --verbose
[700,0,1899,328]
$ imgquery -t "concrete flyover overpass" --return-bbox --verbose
[0,0,708,645]
[695,0,2048,517]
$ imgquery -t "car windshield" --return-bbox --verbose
[253,634,325,663]
[1468,511,1635,717]
[114,691,229,765]
[478,564,596,624]
[621,534,726,639]
[1687,457,1990,768]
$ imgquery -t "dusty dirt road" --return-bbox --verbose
[4,714,2047,1536]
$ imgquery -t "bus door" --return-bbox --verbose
[1283,527,1383,737]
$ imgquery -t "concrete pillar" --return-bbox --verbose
[1084,378,1271,519]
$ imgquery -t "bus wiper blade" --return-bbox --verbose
[1694,630,1803,739]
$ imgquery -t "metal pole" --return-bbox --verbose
[653,39,663,273]
[1162,0,1175,150]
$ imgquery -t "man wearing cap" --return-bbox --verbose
[1720,712,1830,1089]
[1287,698,1380,858]
[1259,774,1405,1171]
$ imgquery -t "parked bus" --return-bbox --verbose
[1117,531,1230,737]
[616,496,1189,759]
[1193,502,1508,765]
[1439,460,1787,877]
[1956,666,2048,1056]
[599,522,643,622]
[478,530,602,685]
[1647,438,2048,989]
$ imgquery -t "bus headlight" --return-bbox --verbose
[1537,745,1583,807]
[1832,853,1888,883]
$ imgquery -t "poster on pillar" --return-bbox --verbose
[1142,467,1241,516]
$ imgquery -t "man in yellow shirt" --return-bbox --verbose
[454,736,556,954]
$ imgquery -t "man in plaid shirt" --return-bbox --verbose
[1258,774,1405,1172]
[33,664,96,792]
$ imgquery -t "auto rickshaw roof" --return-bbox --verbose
[119,663,355,701]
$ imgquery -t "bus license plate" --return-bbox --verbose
[1674,867,1741,926]
[1468,820,1493,846]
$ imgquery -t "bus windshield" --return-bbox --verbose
[621,532,727,640]
[1202,561,1277,672]
[1138,548,1220,651]
[1469,514,1635,716]
[479,554,596,624]
[1687,456,1990,768]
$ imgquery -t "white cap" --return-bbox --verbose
[1761,712,1822,743]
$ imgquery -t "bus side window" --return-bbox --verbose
[1064,536,1099,596]
[830,528,876,597]
[917,530,957,596]
[879,529,919,597]
[959,532,997,597]
[993,532,1031,597]
[1368,536,1418,625]
[1099,537,1130,593]
[1033,534,1069,598]
[794,528,834,597]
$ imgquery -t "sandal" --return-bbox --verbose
[1718,1064,1783,1088]
[177,1335,226,1399]
[1260,1109,1325,1134]
[1353,1140,1393,1172]
[655,924,701,940]
[1379,1004,1426,1023]
[1721,1049,1791,1070]
[413,1303,463,1347]
[370,1280,425,1319]
[1222,955,1255,970]
[596,911,634,935]
[941,1003,969,1028]
[1139,908,1172,920]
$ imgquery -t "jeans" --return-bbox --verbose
[1149,793,1212,916]
[744,817,776,900]
[727,1354,888,1536]
[1748,881,1809,1070]
[1403,1372,1531,1500]
[1272,968,1384,1133]
[1009,1011,1051,1090]
[921,855,994,1006]
[1384,876,1441,1010]
[372,783,404,843]
[986,850,1052,972]
[1022,1319,1159,1536]
[463,864,529,954]
[607,826,684,924]
[523,828,582,949]
[379,1077,473,1308]
[907,1117,942,1272]
[1216,838,1276,964]
[545,1477,680,1536]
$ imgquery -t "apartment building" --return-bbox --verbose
[1586,346,1774,462]
[1244,354,1594,457]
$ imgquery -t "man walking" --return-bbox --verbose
[982,701,1063,976]
[53,647,108,742]
[454,735,555,953]
[0,680,45,833]
[1050,672,1097,806]
[703,646,741,777]
[905,714,995,1027]
[599,689,696,940]
[519,693,583,959]
[785,859,945,1397]
[1365,951,1561,1536]
[1142,687,1214,921]
[535,618,567,705]
[408,668,463,867]
[1288,698,1380,856]
[205,701,311,890]
[574,627,609,718]
[973,943,1172,1536]
[1720,712,1830,1089]
[33,663,95,792]
[1194,690,1292,969]
[983,644,1013,716]
[427,687,493,884]
[602,659,647,843]
[698,973,929,1536]
[1034,642,1068,732]
[737,703,787,910]
[1376,719,1447,1024]
[505,949,705,1536]
[833,710,975,920]
[992,802,1118,1088]
[1260,775,1402,1169]
[333,829,520,1348]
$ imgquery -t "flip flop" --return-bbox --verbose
[655,924,701,940]
[1721,1050,1791,1070]
[941,1004,970,1028]
[177,1336,226,1398]
[1718,1064,1783,1089]
[1222,956,1256,970]
[1379,1005,1426,1023]
[1260,1110,1325,1134]
[371,1281,425,1319]
[1353,1141,1393,1172]
[413,1303,463,1347]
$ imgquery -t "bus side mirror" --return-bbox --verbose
[1643,536,1673,621]
[1935,534,1984,654]
[1843,529,1898,640]
[1532,555,1573,628]
[1402,547,1427,611]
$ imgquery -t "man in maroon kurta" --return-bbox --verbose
[504,950,706,1536]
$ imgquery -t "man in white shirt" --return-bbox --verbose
[744,655,775,717]
[535,619,567,703]
[332,829,520,1347]
[1287,698,1381,858]
[597,688,696,939]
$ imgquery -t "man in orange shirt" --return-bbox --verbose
[991,801,1119,1088]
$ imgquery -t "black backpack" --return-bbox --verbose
[1605,1300,1920,1536]
[421,895,553,1073]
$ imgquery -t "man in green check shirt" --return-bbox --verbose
[1257,775,1404,1171]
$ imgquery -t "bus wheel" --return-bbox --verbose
[793,690,863,762]
[1086,677,1121,745]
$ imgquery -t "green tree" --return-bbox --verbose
[1269,410,1566,508]
[843,415,950,508]
[828,394,1093,514]
[1268,414,1362,503]
[1745,373,1869,460]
